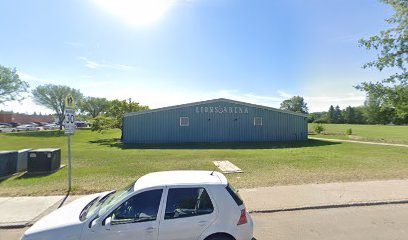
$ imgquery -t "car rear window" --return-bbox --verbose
[226,184,243,206]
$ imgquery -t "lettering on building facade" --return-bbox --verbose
[195,105,249,114]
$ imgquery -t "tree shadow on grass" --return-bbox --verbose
[0,171,56,183]
[14,171,58,180]
[89,138,339,150]
[0,173,15,183]
[7,130,65,137]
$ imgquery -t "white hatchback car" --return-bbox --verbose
[22,171,254,240]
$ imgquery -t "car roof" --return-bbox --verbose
[133,170,228,190]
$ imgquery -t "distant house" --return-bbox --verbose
[0,112,54,124]
[123,98,308,144]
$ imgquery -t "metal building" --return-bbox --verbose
[123,98,308,144]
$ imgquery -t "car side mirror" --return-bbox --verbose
[105,217,112,230]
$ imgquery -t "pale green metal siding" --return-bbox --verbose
[123,99,308,144]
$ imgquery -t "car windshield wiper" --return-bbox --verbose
[98,190,116,204]
[79,197,100,221]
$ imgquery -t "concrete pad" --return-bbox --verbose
[0,227,28,240]
[0,196,63,226]
[0,198,11,205]
[0,195,86,228]
[213,161,243,173]
[240,179,408,212]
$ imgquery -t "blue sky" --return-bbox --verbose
[0,0,393,113]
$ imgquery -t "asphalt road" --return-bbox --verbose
[254,204,408,240]
[2,204,408,240]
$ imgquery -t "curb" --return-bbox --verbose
[248,199,408,214]
[0,222,29,229]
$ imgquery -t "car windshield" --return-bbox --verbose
[79,181,135,221]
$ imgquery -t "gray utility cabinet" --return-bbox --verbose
[17,149,31,172]
[0,151,18,177]
[28,148,61,173]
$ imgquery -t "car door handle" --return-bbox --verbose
[198,221,208,226]
[145,227,156,231]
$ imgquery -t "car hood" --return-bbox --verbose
[23,193,103,239]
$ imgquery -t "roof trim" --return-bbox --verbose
[124,98,308,118]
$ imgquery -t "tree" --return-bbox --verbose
[308,112,319,123]
[90,98,149,140]
[334,105,343,123]
[0,65,29,103]
[313,123,325,134]
[109,98,149,140]
[32,84,83,130]
[343,106,356,124]
[91,116,115,132]
[353,106,368,124]
[80,97,110,118]
[280,96,309,114]
[327,105,335,123]
[363,93,394,124]
[357,0,408,120]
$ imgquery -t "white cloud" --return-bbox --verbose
[2,76,367,115]
[79,57,135,71]
[18,72,57,84]
[1,97,53,115]
[304,94,366,112]
[276,90,292,99]
[78,80,366,113]
[198,90,366,113]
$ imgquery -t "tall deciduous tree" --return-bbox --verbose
[90,98,149,140]
[280,96,309,114]
[80,97,110,118]
[363,93,394,124]
[0,65,29,103]
[108,98,149,140]
[357,0,408,122]
[32,84,83,130]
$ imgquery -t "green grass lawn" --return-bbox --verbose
[308,123,408,144]
[1,129,408,196]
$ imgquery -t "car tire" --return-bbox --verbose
[205,234,235,240]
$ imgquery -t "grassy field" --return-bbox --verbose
[1,128,408,196]
[308,124,408,144]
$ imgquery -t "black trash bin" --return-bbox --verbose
[28,148,61,173]
[0,151,18,177]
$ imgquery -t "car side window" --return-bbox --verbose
[165,188,214,220]
[111,189,163,225]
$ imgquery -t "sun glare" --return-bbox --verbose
[93,0,174,27]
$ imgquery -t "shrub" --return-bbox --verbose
[314,123,325,134]
[346,128,353,135]
[91,116,116,133]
